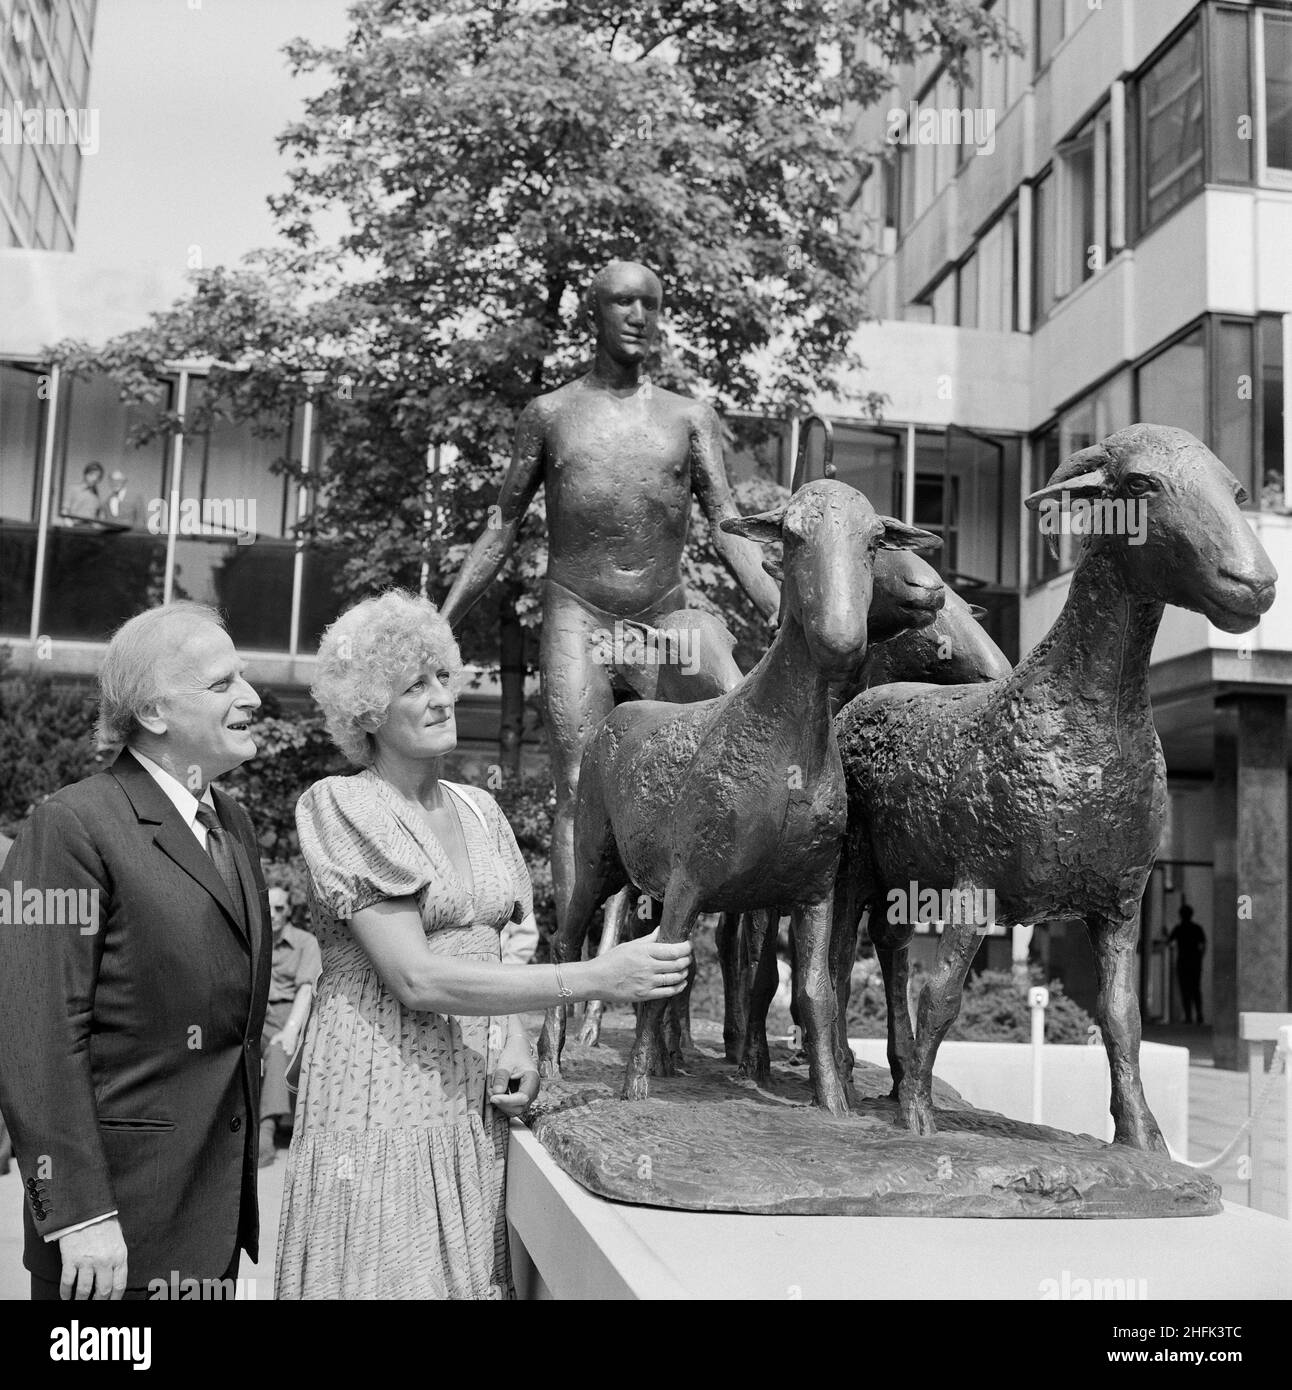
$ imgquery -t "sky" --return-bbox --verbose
[75,0,354,287]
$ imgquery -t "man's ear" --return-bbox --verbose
[134,700,167,736]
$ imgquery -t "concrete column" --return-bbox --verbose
[1212,693,1289,1069]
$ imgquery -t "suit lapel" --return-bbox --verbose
[110,750,248,944]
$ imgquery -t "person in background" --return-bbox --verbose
[1168,903,1207,1025]
[62,461,105,523]
[259,883,321,1166]
[103,469,143,528]
[500,902,539,965]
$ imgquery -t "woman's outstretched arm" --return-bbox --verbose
[349,896,691,1016]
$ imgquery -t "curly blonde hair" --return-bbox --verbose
[311,589,466,766]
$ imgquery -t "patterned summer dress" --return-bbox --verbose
[274,770,533,1300]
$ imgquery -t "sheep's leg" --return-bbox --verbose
[791,895,849,1118]
[716,912,746,1063]
[661,952,695,1076]
[622,875,703,1102]
[901,915,981,1136]
[1087,910,1168,1153]
[738,910,780,1085]
[577,887,633,1048]
[827,862,864,1102]
[869,905,916,1099]
[538,764,618,1081]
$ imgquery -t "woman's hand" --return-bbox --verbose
[488,1031,540,1118]
[592,927,693,1005]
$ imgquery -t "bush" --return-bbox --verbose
[481,769,557,951]
[847,959,1097,1044]
[221,693,345,863]
[0,647,102,836]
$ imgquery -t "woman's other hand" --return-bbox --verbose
[488,1032,540,1117]
[593,927,693,1005]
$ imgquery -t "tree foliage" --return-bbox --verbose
[51,0,1013,695]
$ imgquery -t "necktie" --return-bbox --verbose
[196,803,247,929]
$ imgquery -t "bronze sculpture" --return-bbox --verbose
[442,260,780,940]
[538,479,938,1114]
[574,546,953,1059]
[834,426,1277,1149]
[727,583,1015,1086]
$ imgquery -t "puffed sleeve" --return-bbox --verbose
[295,776,432,920]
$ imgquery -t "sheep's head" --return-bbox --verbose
[722,480,939,680]
[1024,424,1276,630]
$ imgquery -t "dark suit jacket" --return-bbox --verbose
[0,749,271,1285]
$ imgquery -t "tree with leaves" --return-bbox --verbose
[57,0,1013,761]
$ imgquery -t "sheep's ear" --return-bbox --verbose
[721,506,785,545]
[761,554,785,582]
[877,517,941,553]
[968,604,989,622]
[1023,468,1108,512]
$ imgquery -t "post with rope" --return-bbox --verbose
[1028,986,1048,1124]
[1283,1024,1292,1221]
[1241,1013,1292,1215]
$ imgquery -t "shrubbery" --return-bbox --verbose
[0,647,103,837]
[845,956,1096,1044]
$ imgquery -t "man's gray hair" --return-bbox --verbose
[97,602,226,751]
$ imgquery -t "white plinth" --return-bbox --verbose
[506,1125,1292,1300]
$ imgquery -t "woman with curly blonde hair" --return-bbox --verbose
[275,590,689,1299]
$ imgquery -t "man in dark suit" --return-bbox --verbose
[0,600,271,1300]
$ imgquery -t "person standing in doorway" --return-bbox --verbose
[1168,903,1207,1025]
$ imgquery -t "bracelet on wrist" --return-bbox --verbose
[553,961,574,1000]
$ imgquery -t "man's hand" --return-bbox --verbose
[488,1034,541,1118]
[59,1217,128,1300]
[270,1027,299,1055]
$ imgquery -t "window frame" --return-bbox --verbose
[1256,7,1292,188]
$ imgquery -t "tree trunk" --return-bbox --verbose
[498,585,526,777]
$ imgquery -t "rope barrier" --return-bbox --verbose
[1168,1033,1289,1173]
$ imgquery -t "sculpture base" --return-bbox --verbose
[528,1023,1221,1218]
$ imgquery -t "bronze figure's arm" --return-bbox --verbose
[441,401,546,629]
[689,406,781,624]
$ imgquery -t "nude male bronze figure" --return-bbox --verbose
[441,261,781,930]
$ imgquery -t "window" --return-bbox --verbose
[1213,320,1256,500]
[0,362,43,523]
[930,272,956,326]
[1029,424,1063,586]
[1057,107,1112,289]
[959,203,1020,332]
[1035,0,1066,71]
[1006,0,1034,103]
[1262,11,1292,176]
[957,252,979,329]
[1210,6,1253,184]
[1137,22,1204,231]
[1032,168,1055,325]
[982,204,1019,332]
[1136,327,1206,443]
[1029,370,1133,586]
[1259,313,1285,507]
[830,427,902,515]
